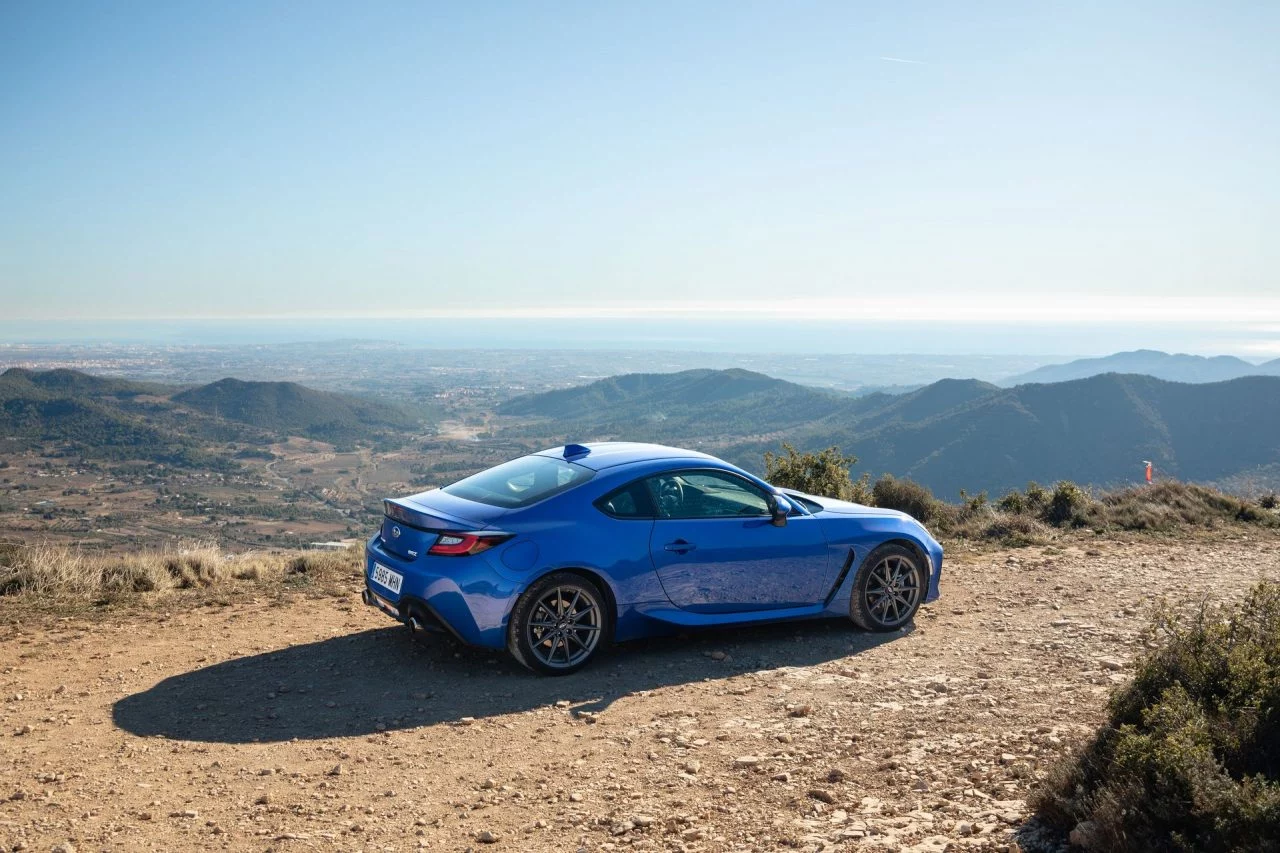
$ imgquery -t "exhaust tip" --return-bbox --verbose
[361,589,372,606]
[409,615,424,633]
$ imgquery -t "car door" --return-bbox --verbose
[646,469,832,612]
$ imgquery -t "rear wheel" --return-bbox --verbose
[508,572,609,675]
[849,544,925,631]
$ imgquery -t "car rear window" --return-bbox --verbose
[443,455,595,509]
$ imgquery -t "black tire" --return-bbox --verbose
[508,572,610,676]
[849,544,925,632]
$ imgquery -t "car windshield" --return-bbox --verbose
[442,455,594,509]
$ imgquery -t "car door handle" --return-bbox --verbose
[664,540,697,554]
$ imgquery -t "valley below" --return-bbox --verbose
[4,529,1279,852]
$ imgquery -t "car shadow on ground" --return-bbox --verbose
[113,618,907,744]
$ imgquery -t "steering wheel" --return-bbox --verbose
[656,477,684,517]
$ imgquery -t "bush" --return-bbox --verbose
[1033,582,1280,852]
[871,474,947,524]
[763,444,872,504]
[1045,481,1093,526]
[1262,493,1279,511]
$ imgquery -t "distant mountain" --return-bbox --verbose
[728,373,1280,496]
[174,378,418,443]
[0,368,240,468]
[0,369,421,467]
[500,368,1280,496]
[1004,350,1280,385]
[499,368,851,439]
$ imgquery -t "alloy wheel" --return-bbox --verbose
[526,585,602,670]
[862,553,922,628]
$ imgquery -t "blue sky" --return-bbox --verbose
[2,1,1278,353]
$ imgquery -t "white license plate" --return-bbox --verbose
[371,563,403,595]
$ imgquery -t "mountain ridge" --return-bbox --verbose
[1005,349,1280,385]
[501,368,1280,495]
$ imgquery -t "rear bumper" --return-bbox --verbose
[363,535,521,649]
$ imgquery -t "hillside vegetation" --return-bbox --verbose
[499,368,851,438]
[499,368,1280,495]
[766,445,1278,544]
[0,368,422,467]
[174,377,419,443]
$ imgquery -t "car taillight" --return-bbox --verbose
[427,531,513,557]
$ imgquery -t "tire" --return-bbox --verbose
[508,572,609,676]
[849,544,925,632]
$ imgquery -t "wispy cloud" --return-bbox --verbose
[879,56,925,64]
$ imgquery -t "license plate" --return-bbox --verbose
[371,563,403,595]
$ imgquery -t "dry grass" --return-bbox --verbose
[0,540,361,608]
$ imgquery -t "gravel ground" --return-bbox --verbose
[2,530,1279,853]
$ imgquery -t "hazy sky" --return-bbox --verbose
[2,1,1278,351]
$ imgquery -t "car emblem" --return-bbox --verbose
[391,526,401,539]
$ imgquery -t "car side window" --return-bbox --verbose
[595,480,656,519]
[646,470,772,519]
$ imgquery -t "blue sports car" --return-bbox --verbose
[363,442,942,675]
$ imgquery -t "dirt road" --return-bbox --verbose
[3,532,1279,853]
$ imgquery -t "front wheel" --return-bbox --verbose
[508,572,609,675]
[849,544,925,631]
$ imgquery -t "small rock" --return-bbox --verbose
[1100,657,1125,671]
[734,755,762,769]
[789,704,814,717]
[255,793,271,805]
[1070,820,1100,849]
[327,764,343,776]
[709,650,727,661]
[683,760,701,775]
[808,788,837,804]
[476,830,500,844]
[633,814,656,828]
[770,771,791,783]
[52,844,75,853]
[568,792,584,802]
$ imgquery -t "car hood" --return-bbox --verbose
[781,489,913,521]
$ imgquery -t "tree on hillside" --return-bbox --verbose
[763,443,871,503]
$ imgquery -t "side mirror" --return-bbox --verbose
[768,494,791,527]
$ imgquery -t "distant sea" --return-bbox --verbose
[0,317,1263,358]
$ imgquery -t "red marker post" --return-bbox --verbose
[1143,461,1153,484]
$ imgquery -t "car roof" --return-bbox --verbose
[533,442,718,471]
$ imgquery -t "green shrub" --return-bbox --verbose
[1046,481,1093,526]
[1033,582,1280,852]
[763,444,872,504]
[1262,493,1279,511]
[871,474,946,524]
[996,489,1028,515]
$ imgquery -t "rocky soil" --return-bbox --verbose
[2,530,1279,853]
